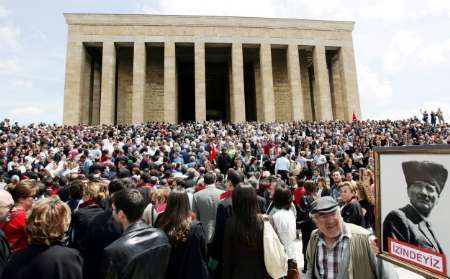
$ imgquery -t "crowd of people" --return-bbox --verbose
[0,116,448,279]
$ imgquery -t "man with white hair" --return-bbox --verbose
[0,189,14,276]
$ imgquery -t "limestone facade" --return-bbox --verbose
[63,13,361,124]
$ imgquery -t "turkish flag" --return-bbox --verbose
[352,112,358,121]
[210,143,217,162]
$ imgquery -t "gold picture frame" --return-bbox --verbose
[374,145,450,279]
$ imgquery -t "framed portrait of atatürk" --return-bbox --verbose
[374,145,450,279]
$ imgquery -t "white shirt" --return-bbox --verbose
[272,208,297,259]
[275,156,290,173]
[314,154,327,166]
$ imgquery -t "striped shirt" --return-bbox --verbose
[316,225,351,279]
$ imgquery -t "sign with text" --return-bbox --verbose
[389,238,447,276]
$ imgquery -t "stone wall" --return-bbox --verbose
[144,46,164,122]
[300,50,313,121]
[116,47,133,124]
[272,49,291,122]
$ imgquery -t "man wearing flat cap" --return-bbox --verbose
[305,196,397,279]
[383,160,448,254]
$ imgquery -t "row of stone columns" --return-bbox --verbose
[64,41,359,125]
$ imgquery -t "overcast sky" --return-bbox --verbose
[1,0,449,124]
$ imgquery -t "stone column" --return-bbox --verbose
[312,45,333,120]
[194,42,206,122]
[287,44,304,121]
[164,41,177,123]
[259,44,275,122]
[231,42,246,123]
[132,42,146,123]
[339,46,360,121]
[63,41,84,125]
[100,42,116,125]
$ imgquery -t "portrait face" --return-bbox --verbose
[313,210,343,240]
[407,181,439,217]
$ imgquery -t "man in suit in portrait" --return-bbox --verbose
[383,160,448,254]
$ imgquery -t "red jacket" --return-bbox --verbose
[2,208,28,253]
[293,187,305,206]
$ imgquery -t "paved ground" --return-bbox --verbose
[293,238,424,278]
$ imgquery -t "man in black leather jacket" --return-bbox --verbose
[100,188,171,279]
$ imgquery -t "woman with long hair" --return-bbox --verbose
[222,183,270,279]
[2,197,82,279]
[317,177,330,197]
[3,180,38,253]
[156,187,209,279]
[298,180,318,273]
[271,185,299,277]
[359,167,375,194]
[356,181,375,231]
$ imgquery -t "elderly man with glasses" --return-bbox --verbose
[305,196,397,279]
[0,189,14,277]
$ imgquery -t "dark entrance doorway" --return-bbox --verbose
[205,46,230,121]
[176,45,195,122]
[243,47,258,121]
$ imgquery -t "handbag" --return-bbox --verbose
[262,215,288,279]
[287,259,300,279]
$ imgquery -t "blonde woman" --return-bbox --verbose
[2,197,82,279]
[69,181,106,255]
[356,181,375,231]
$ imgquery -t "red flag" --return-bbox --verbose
[352,112,358,121]
[210,143,217,162]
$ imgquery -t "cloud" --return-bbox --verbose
[141,0,276,17]
[0,58,21,74]
[384,31,450,74]
[384,30,421,73]
[358,65,393,108]
[0,5,8,18]
[0,25,21,52]
[7,106,44,118]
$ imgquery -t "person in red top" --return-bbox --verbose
[290,176,305,206]
[3,180,38,253]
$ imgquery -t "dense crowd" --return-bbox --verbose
[0,116,448,279]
